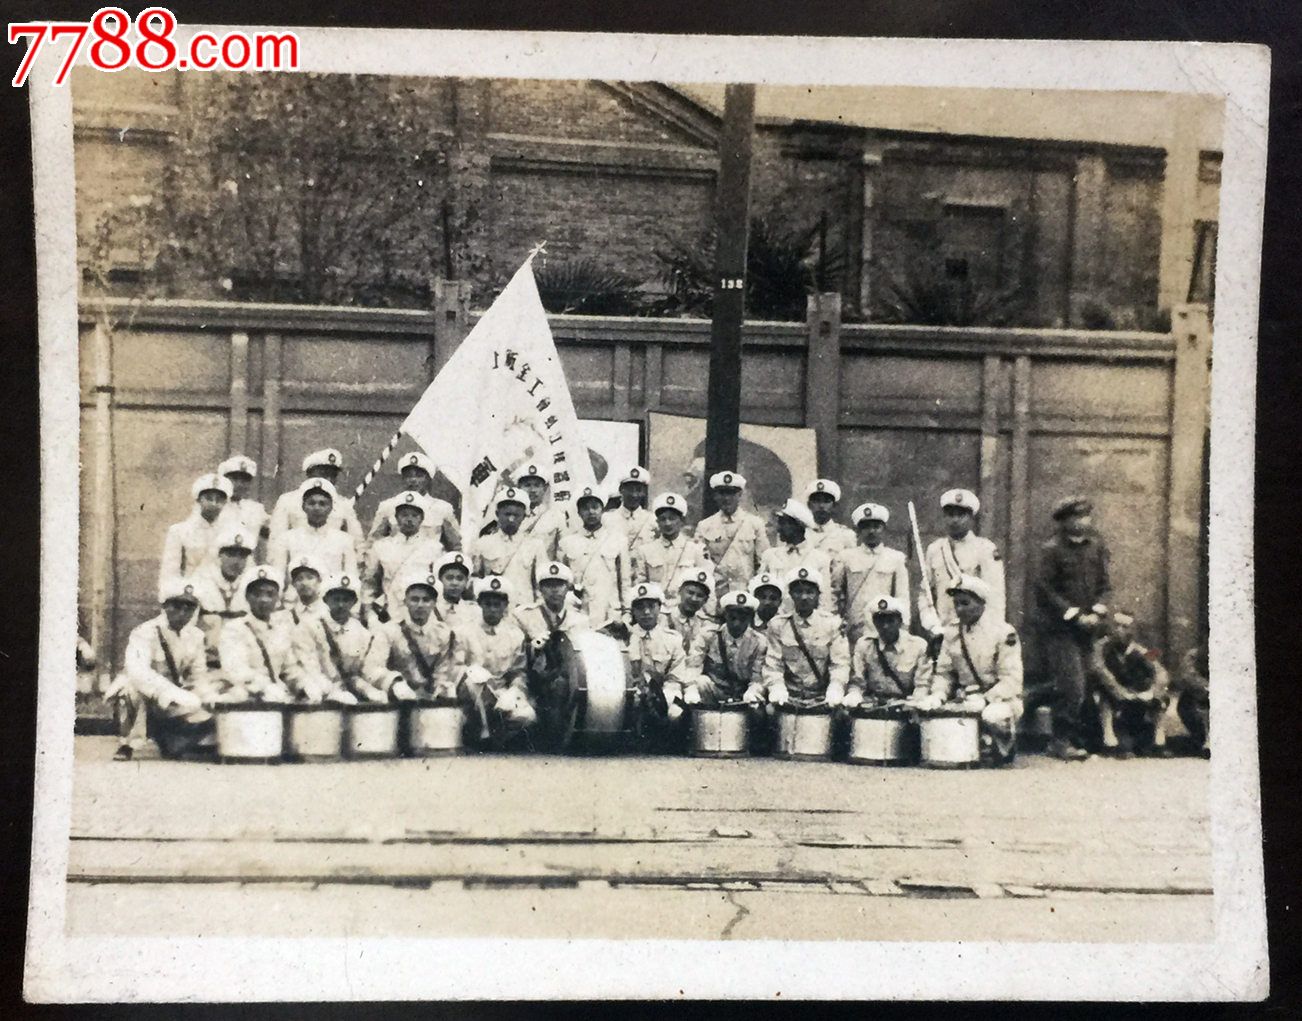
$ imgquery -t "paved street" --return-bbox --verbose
[67,736,1211,942]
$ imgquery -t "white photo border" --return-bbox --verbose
[25,28,1268,1002]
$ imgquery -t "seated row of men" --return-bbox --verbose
[112,524,1022,763]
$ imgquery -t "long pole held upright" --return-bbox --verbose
[703,83,755,519]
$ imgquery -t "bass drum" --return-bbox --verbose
[530,630,629,752]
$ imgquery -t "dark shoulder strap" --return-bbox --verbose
[154,626,182,685]
[319,619,351,679]
[399,620,444,686]
[246,620,279,684]
[873,638,907,692]
[789,617,830,686]
[957,627,984,687]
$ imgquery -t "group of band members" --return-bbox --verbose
[111,448,1208,764]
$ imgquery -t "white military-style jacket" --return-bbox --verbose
[760,608,850,703]
[928,614,1023,704]
[919,532,1006,631]
[695,509,769,598]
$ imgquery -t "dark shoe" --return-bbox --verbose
[113,745,133,762]
[1145,745,1174,759]
[1048,739,1089,761]
[1114,747,1135,760]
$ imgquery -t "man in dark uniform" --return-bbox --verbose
[1035,496,1111,761]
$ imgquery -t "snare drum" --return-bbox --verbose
[847,704,919,766]
[689,703,750,758]
[213,702,284,764]
[405,698,465,756]
[344,703,401,759]
[773,704,834,760]
[283,704,344,761]
[918,707,982,768]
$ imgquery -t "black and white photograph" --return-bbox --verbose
[23,25,1267,1002]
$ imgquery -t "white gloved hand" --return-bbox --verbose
[768,686,790,707]
[100,674,129,700]
[495,689,522,715]
[960,694,987,711]
[742,686,764,705]
[915,693,944,712]
[327,688,359,706]
[262,684,292,704]
[361,684,389,704]
[173,688,203,712]
[842,689,864,709]
[824,689,844,709]
[666,701,684,723]
[683,687,702,705]
[390,680,418,702]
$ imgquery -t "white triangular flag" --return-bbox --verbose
[400,255,595,535]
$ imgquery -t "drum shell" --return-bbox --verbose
[345,704,401,759]
[284,705,344,761]
[919,711,981,768]
[213,703,284,763]
[406,701,465,756]
[689,706,750,758]
[566,631,628,737]
[847,709,918,765]
[773,707,833,760]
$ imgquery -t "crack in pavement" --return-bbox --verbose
[720,890,750,938]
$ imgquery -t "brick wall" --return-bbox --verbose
[70,73,1183,326]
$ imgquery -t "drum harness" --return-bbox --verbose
[154,625,183,687]
[841,549,897,621]
[873,638,909,697]
[956,625,994,700]
[787,617,831,697]
[399,619,454,692]
[707,516,745,575]
[245,619,282,691]
[320,619,373,689]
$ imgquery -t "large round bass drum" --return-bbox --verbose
[405,698,465,756]
[689,702,751,758]
[918,707,982,768]
[213,701,284,764]
[531,630,629,752]
[847,703,918,766]
[283,704,344,761]
[774,704,834,761]
[344,703,401,759]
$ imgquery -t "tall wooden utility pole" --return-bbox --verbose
[703,83,756,518]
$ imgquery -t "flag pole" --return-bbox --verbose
[354,429,403,500]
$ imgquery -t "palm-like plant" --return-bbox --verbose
[532,258,645,315]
